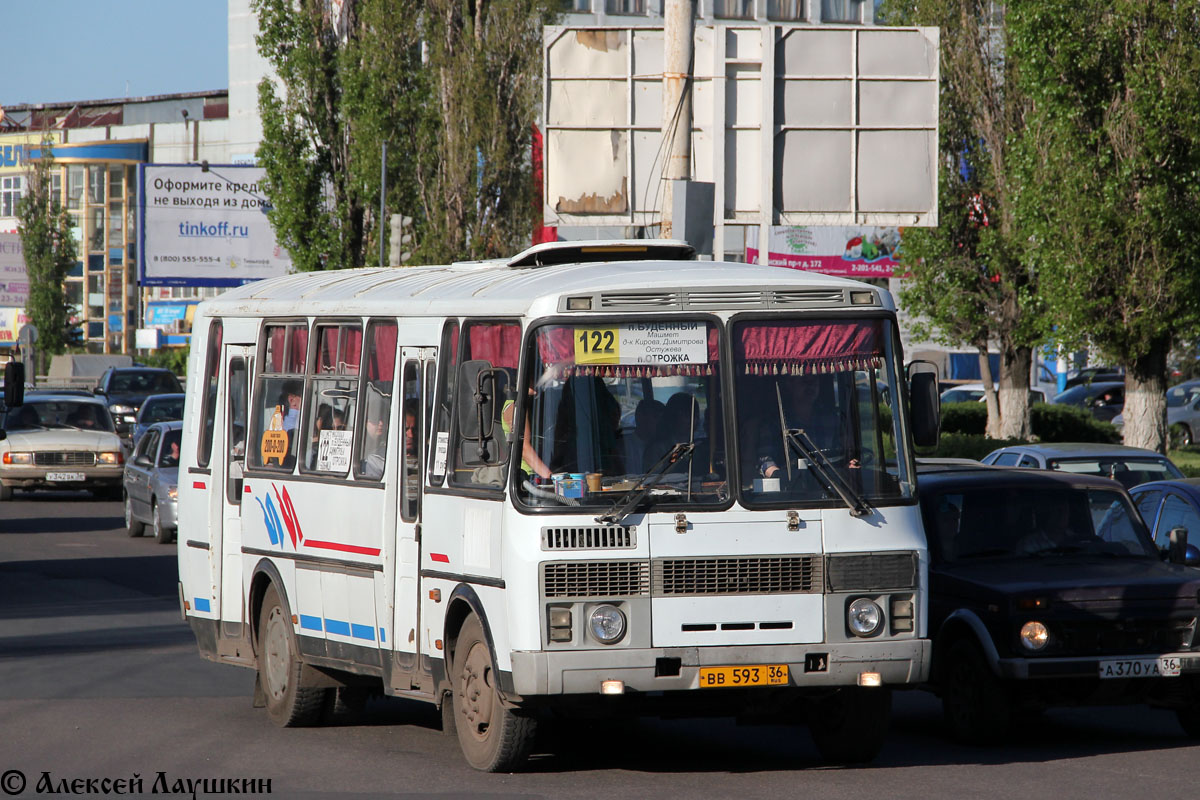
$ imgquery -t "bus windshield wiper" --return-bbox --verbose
[776,386,871,518]
[596,442,695,525]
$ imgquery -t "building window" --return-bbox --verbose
[714,0,755,18]
[821,0,860,22]
[767,0,804,20]
[605,0,646,14]
[561,0,590,9]
[1,176,23,217]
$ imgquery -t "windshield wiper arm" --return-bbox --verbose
[596,442,695,525]
[781,426,872,518]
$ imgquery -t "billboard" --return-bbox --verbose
[543,24,939,259]
[0,307,29,346]
[744,225,911,279]
[139,164,292,287]
[0,232,27,306]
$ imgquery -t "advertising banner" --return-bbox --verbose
[0,307,29,345]
[0,233,27,306]
[139,164,292,287]
[745,226,911,279]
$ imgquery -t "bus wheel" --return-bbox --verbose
[452,614,537,771]
[807,686,891,764]
[257,584,325,727]
[942,639,1011,744]
[125,494,144,537]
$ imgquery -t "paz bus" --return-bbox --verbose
[176,240,940,771]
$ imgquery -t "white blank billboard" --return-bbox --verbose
[139,164,292,286]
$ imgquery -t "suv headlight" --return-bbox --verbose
[848,598,883,637]
[1020,621,1049,651]
[2,452,33,465]
[109,404,135,415]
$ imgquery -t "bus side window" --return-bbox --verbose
[197,320,223,467]
[354,320,397,481]
[401,361,421,520]
[450,320,520,489]
[250,322,309,471]
[304,323,361,475]
[428,320,459,486]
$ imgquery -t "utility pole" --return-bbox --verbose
[380,141,388,267]
[660,0,695,240]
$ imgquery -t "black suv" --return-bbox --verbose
[94,367,183,444]
[918,464,1200,743]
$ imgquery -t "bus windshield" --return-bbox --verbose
[515,320,728,508]
[732,317,911,507]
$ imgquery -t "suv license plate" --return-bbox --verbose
[45,472,87,482]
[698,664,789,688]
[1099,657,1181,679]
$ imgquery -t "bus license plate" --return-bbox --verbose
[698,664,789,688]
[46,472,86,482]
[1098,657,1181,679]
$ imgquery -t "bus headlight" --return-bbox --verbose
[588,604,626,644]
[1020,621,1049,651]
[847,598,882,637]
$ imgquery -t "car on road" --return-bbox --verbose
[93,367,183,445]
[917,464,1200,743]
[1064,365,1125,390]
[979,442,1183,489]
[940,383,1049,405]
[1051,381,1125,422]
[1130,478,1200,556]
[0,393,125,500]
[123,421,181,544]
[1113,379,1200,449]
[130,392,186,444]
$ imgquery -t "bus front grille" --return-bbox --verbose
[541,560,651,598]
[826,552,918,591]
[542,525,636,550]
[653,556,822,596]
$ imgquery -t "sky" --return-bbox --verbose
[1,0,228,107]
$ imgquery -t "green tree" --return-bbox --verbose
[17,139,77,371]
[1010,0,1200,452]
[883,0,1046,439]
[253,0,426,271]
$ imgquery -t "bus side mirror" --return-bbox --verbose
[4,362,25,409]
[456,360,500,464]
[907,366,940,448]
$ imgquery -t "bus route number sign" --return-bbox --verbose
[575,327,618,365]
[573,323,708,366]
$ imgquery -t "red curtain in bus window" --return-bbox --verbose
[467,322,521,369]
[365,322,397,382]
[339,327,363,375]
[317,325,364,374]
[287,325,309,373]
[735,320,883,375]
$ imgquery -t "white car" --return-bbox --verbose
[940,382,1050,405]
[0,393,126,500]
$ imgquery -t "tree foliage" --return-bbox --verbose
[252,0,556,270]
[882,0,1046,439]
[1010,0,1200,451]
[17,140,78,368]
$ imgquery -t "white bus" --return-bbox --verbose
[177,241,940,771]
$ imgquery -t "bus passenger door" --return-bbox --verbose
[393,348,434,686]
[219,346,253,639]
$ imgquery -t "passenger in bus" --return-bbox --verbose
[309,404,346,469]
[361,409,388,479]
[502,388,552,481]
[626,398,666,472]
[281,381,303,432]
[748,374,849,481]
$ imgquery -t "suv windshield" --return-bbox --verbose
[109,371,182,394]
[1048,457,1183,488]
[732,318,911,507]
[926,486,1157,562]
[2,400,115,433]
[515,320,727,508]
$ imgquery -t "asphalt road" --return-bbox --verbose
[2,492,1199,799]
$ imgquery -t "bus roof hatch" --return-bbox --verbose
[507,239,696,269]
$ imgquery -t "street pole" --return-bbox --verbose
[380,141,388,267]
[660,0,695,240]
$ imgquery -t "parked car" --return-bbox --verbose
[131,393,186,444]
[1051,381,1125,422]
[93,367,183,444]
[1113,379,1200,449]
[940,383,1049,405]
[1130,478,1200,554]
[980,443,1184,488]
[123,421,181,544]
[917,464,1200,743]
[0,393,125,500]
[1063,365,1125,389]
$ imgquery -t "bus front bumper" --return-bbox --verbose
[509,639,929,697]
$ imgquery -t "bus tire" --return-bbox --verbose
[452,613,537,771]
[257,584,325,727]
[807,686,891,765]
[125,494,144,537]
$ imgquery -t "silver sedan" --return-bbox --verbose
[123,421,180,544]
